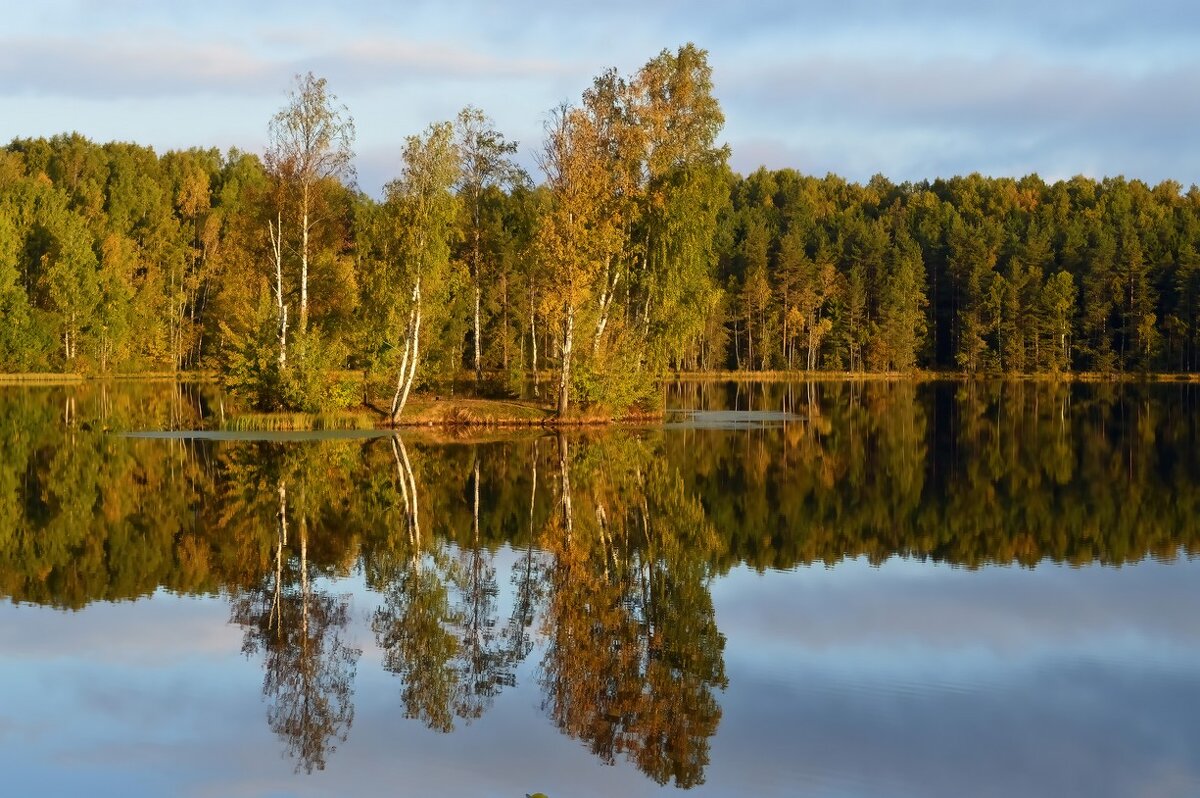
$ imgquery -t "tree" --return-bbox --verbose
[265,72,355,339]
[455,106,520,382]
[382,123,460,422]
[631,44,730,369]
[536,104,615,415]
[0,212,36,370]
[874,227,927,371]
[1042,270,1075,371]
[42,210,99,366]
[948,216,999,373]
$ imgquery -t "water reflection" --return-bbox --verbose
[226,445,361,773]
[2,380,1200,788]
[538,434,727,787]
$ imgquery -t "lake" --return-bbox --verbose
[2,380,1199,797]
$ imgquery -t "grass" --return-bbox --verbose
[219,410,379,432]
[0,372,87,384]
[395,397,557,427]
[670,369,942,382]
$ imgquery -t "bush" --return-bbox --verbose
[571,353,660,415]
[219,290,354,412]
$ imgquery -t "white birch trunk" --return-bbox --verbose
[270,214,288,367]
[474,284,482,380]
[530,296,539,397]
[591,257,620,357]
[390,279,423,422]
[300,185,309,336]
[557,304,574,416]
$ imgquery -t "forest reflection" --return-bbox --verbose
[2,380,1199,782]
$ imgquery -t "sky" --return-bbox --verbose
[2,0,1198,196]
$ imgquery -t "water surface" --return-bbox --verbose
[1,380,1198,797]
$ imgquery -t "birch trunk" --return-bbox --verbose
[557,304,574,416]
[390,279,423,422]
[501,273,509,371]
[300,184,309,336]
[474,284,483,381]
[530,296,539,397]
[270,213,287,367]
[592,256,620,356]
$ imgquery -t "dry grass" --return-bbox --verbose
[0,373,86,384]
[0,371,218,385]
[220,410,378,432]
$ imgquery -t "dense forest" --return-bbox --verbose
[3,44,1200,414]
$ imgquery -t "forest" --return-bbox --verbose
[3,44,1200,416]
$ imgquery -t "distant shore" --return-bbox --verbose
[6,369,1200,432]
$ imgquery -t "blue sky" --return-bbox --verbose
[2,1,1198,195]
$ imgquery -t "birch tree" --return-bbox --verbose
[455,106,520,381]
[537,105,614,415]
[384,122,459,422]
[629,44,729,366]
[265,72,355,338]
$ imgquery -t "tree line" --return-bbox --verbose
[717,169,1200,375]
[3,44,1200,414]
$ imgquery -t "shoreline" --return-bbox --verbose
[6,370,1200,432]
[7,368,1200,387]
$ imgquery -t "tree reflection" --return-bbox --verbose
[8,380,1200,784]
[369,435,527,731]
[537,433,728,788]
[369,435,461,732]
[228,445,361,773]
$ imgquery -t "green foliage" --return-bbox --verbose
[0,213,38,369]
[570,346,659,415]
[218,287,288,410]
[219,288,354,412]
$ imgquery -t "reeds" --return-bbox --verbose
[220,410,378,431]
[0,373,85,384]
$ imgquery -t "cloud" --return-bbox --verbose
[323,38,568,82]
[0,35,276,99]
[5,1,1198,186]
[712,659,1200,798]
[716,558,1200,656]
[0,33,570,101]
[730,55,1200,131]
[719,54,1200,182]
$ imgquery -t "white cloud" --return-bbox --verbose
[4,0,1198,188]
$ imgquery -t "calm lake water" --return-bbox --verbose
[2,380,1199,797]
